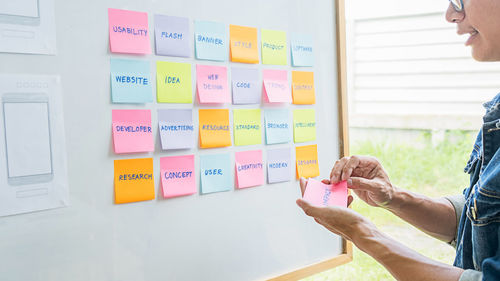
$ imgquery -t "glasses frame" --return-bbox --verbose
[450,0,464,12]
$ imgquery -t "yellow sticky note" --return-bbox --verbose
[296,145,320,179]
[233,109,261,146]
[293,109,316,143]
[199,109,232,148]
[261,29,287,65]
[292,71,315,104]
[156,61,192,103]
[114,158,155,204]
[229,25,259,64]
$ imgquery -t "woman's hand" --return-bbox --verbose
[330,155,396,208]
[297,178,376,243]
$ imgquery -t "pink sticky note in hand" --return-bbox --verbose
[108,8,151,54]
[160,155,196,198]
[235,150,264,189]
[263,69,291,103]
[112,110,154,154]
[196,65,230,103]
[303,179,348,207]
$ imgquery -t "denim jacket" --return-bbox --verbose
[454,92,500,280]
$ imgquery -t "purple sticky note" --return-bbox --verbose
[303,179,348,207]
[231,67,260,104]
[154,14,190,57]
[267,147,292,183]
[158,109,194,150]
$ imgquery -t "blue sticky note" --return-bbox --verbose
[194,20,227,61]
[200,153,232,194]
[265,109,291,144]
[110,58,153,103]
[154,14,191,57]
[290,33,314,67]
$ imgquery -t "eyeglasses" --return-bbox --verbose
[449,0,464,12]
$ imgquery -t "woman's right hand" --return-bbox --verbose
[330,155,396,208]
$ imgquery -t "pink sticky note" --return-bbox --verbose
[235,150,264,189]
[112,109,154,153]
[196,65,230,103]
[263,69,291,103]
[303,179,348,207]
[160,155,196,198]
[108,8,151,54]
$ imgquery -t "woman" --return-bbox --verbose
[297,0,500,280]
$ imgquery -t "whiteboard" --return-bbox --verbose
[0,0,348,280]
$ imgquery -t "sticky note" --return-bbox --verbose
[231,67,260,104]
[293,109,316,143]
[112,110,154,154]
[110,58,152,103]
[235,150,264,189]
[267,147,292,184]
[292,71,315,104]
[229,24,259,64]
[303,179,348,207]
[200,153,232,194]
[158,109,194,150]
[296,144,319,179]
[233,109,261,146]
[291,33,314,66]
[108,8,151,54]
[154,14,190,57]
[196,65,230,103]
[262,69,291,103]
[264,109,291,144]
[194,20,227,61]
[199,109,231,148]
[261,29,287,65]
[114,158,155,204]
[156,61,192,103]
[160,155,196,198]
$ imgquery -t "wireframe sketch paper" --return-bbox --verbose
[158,109,194,150]
[235,150,264,189]
[114,158,155,204]
[200,153,232,194]
[108,8,151,54]
[154,14,190,57]
[160,155,196,198]
[231,67,260,104]
[267,147,292,184]
[0,74,68,217]
[0,0,57,54]
[303,179,348,207]
[110,58,153,103]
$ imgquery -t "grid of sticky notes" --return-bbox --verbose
[108,8,319,204]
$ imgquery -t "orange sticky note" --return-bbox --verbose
[295,145,320,179]
[114,158,155,204]
[199,109,232,148]
[229,25,259,64]
[292,71,315,104]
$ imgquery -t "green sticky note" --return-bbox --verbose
[156,61,192,103]
[293,109,316,143]
[234,109,262,146]
[261,29,287,65]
